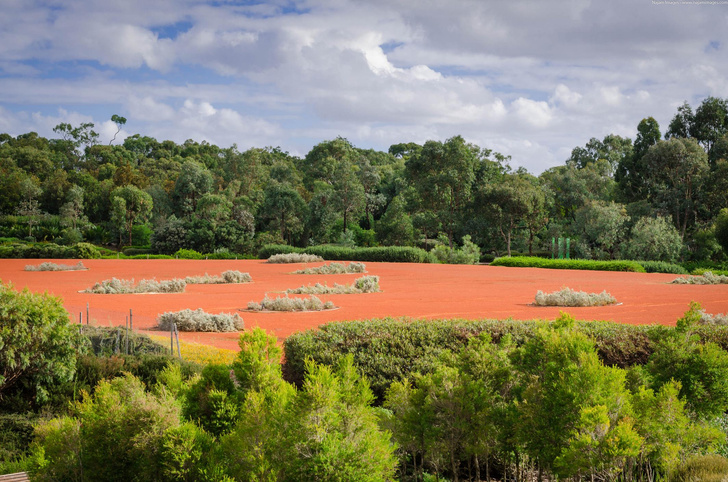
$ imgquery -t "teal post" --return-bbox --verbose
[566,238,571,259]
[552,237,555,259]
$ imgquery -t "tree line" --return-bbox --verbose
[2,96,728,262]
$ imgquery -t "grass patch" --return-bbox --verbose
[24,261,87,271]
[491,256,646,273]
[267,253,324,263]
[147,334,237,365]
[247,295,336,312]
[83,277,186,294]
[294,261,366,274]
[184,270,252,284]
[671,271,728,285]
[157,308,244,332]
[287,275,380,294]
[534,288,618,307]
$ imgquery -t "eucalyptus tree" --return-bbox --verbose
[110,184,153,246]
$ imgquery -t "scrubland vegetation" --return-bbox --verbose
[534,287,618,306]
[246,294,336,312]
[672,271,728,284]
[184,270,252,284]
[157,308,244,332]
[24,261,86,271]
[83,277,187,294]
[266,252,323,263]
[286,275,380,294]
[293,261,366,274]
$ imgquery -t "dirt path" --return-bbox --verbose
[3,259,726,350]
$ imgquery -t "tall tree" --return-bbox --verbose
[110,185,153,246]
[616,117,661,202]
[643,138,709,238]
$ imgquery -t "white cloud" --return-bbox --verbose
[512,98,553,128]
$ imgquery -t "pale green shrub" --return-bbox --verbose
[699,311,728,326]
[294,262,366,274]
[671,271,728,285]
[25,261,87,271]
[247,295,336,312]
[84,277,186,294]
[157,308,244,332]
[534,288,617,307]
[287,275,380,295]
[185,270,252,284]
[267,253,324,263]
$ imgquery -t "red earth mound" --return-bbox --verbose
[2,259,727,350]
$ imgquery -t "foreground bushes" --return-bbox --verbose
[259,243,433,263]
[491,256,647,272]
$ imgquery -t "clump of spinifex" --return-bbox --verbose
[247,295,336,312]
[294,262,366,275]
[534,288,617,307]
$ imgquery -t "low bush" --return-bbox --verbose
[294,261,366,274]
[671,271,728,285]
[282,316,725,400]
[157,308,244,332]
[671,454,728,482]
[247,295,336,312]
[0,241,100,259]
[174,248,203,259]
[258,244,432,263]
[185,270,252,284]
[699,311,728,326]
[637,260,688,274]
[430,235,481,264]
[534,288,618,307]
[491,256,646,272]
[691,268,728,276]
[267,252,324,263]
[83,277,187,294]
[24,261,87,271]
[287,275,380,295]
[81,325,168,356]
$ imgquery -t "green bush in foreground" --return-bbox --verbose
[294,261,366,274]
[534,288,617,307]
[491,256,646,272]
[157,308,244,332]
[24,261,87,271]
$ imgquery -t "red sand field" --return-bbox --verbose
[1,259,727,351]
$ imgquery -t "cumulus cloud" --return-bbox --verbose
[1,0,728,172]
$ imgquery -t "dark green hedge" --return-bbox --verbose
[259,244,433,263]
[282,317,727,401]
[490,256,647,272]
[638,260,689,274]
[0,241,100,259]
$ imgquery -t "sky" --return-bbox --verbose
[1,0,727,173]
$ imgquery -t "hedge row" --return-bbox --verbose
[0,242,100,259]
[258,244,433,263]
[282,317,728,401]
[490,256,647,272]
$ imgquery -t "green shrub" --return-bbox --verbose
[282,315,726,401]
[491,256,646,272]
[247,295,336,312]
[174,248,203,259]
[83,277,187,294]
[81,326,169,356]
[671,454,728,482]
[0,283,82,409]
[294,261,366,274]
[122,247,154,256]
[185,270,252,284]
[534,288,617,307]
[267,252,324,263]
[430,234,481,264]
[638,260,689,274]
[24,261,87,271]
[158,308,244,332]
[258,244,432,263]
[691,268,728,276]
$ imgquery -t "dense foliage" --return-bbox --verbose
[1,96,727,264]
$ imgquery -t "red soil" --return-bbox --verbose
[2,259,727,350]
